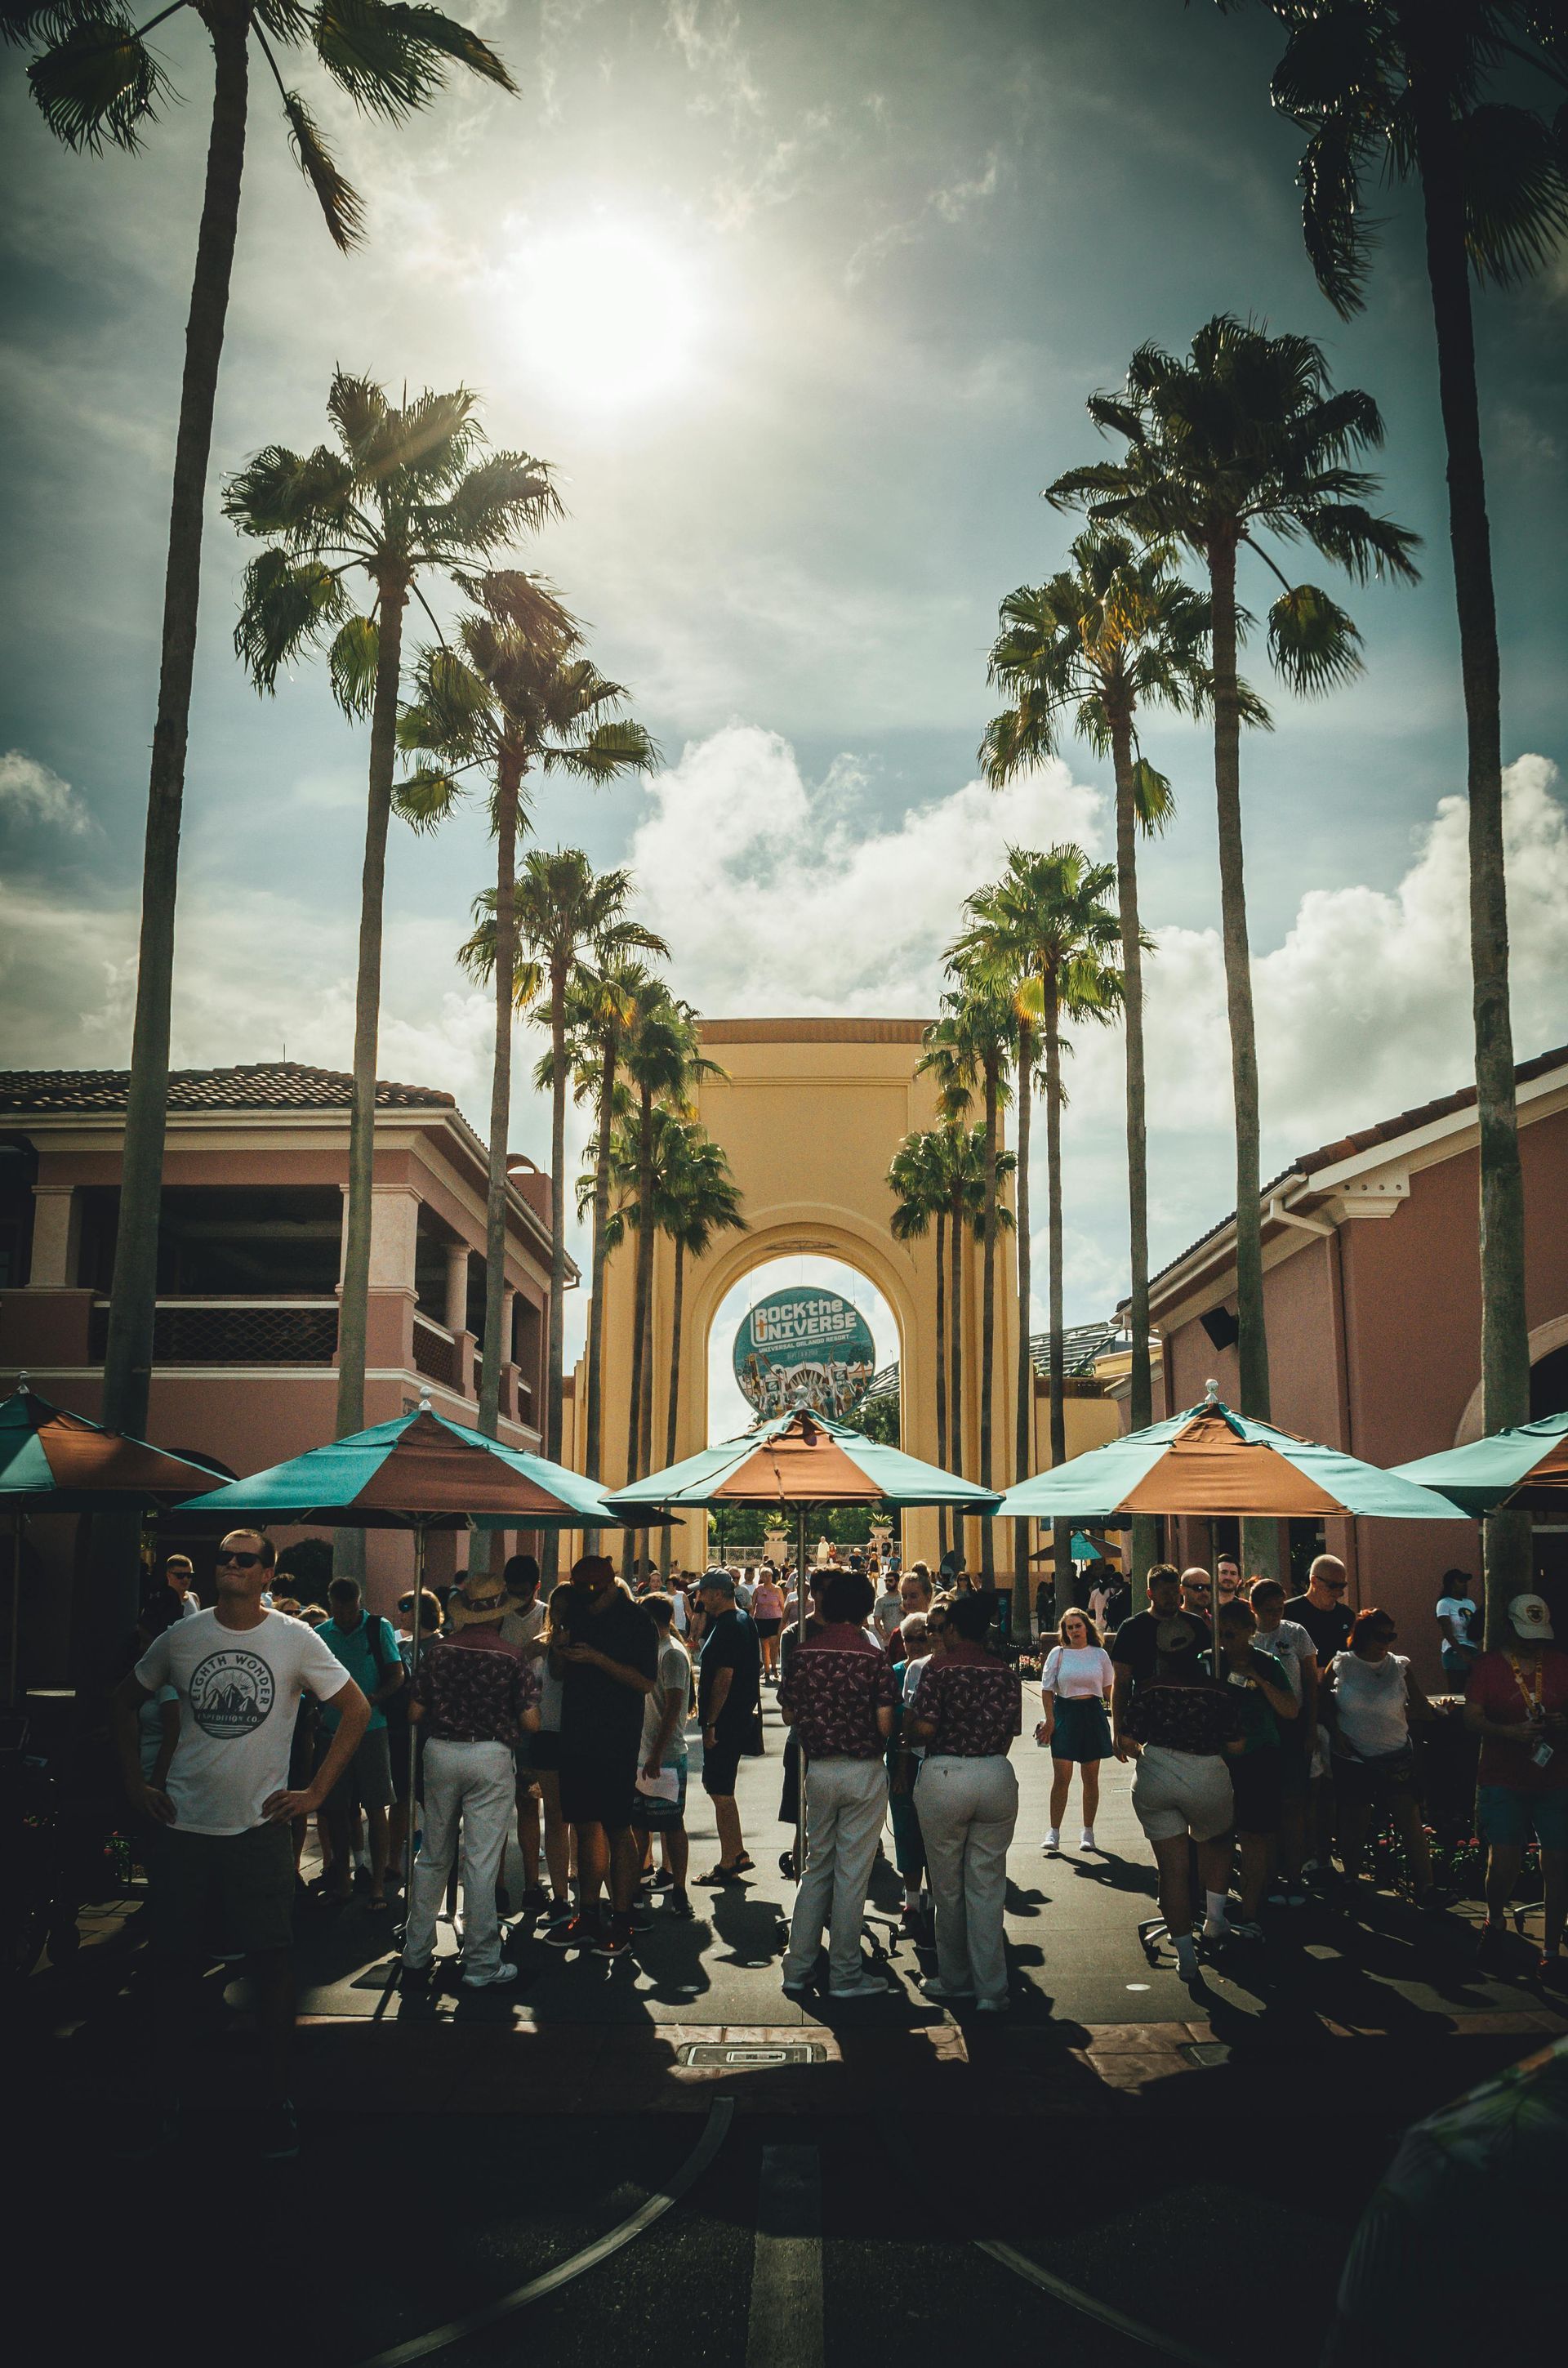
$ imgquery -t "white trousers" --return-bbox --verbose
[915,1754,1018,2005]
[403,1737,515,1977]
[782,1755,889,1990]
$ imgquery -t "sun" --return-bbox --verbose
[511,221,707,414]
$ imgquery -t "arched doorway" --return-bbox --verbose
[577,1016,1019,1582]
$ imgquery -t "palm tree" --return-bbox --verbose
[1048,318,1419,1477]
[458,852,665,1483]
[3,0,516,1439]
[924,986,1016,1583]
[1241,1,1568,1628]
[982,528,1208,1594]
[954,847,1123,1618]
[399,580,658,1457]
[226,374,559,1452]
[657,1121,745,1574]
[614,984,723,1576]
[559,955,661,1506]
[888,1129,950,1558]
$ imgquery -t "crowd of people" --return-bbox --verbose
[105,1529,1567,2157]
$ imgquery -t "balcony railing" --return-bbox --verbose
[88,1299,338,1365]
[412,1314,459,1389]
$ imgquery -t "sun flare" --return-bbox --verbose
[511,221,706,413]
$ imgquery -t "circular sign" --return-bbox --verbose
[733,1287,878,1420]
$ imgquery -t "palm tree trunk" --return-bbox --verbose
[661,1236,685,1580]
[933,1202,949,1564]
[583,1028,617,1546]
[979,1060,998,1585]
[1210,532,1276,1581]
[1044,983,1072,1621]
[949,1175,964,1568]
[1013,1023,1034,1623]
[1414,80,1531,1636]
[1108,706,1157,1601]
[478,749,521,1443]
[101,7,250,1449]
[620,1086,653,1581]
[336,575,408,1434]
[546,957,568,1465]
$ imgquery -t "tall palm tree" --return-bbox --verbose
[983,528,1209,1594]
[458,852,665,1484]
[1048,318,1419,1481]
[657,1121,745,1575]
[3,0,516,1440]
[399,579,658,1459]
[924,986,1016,1583]
[559,955,661,1505]
[888,1129,950,1558]
[226,375,559,1454]
[615,984,723,1576]
[954,847,1123,1617]
[1241,0,1568,1627]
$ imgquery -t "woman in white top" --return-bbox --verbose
[1324,1606,1443,1906]
[1036,1608,1116,1854]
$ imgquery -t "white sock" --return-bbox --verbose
[1204,1890,1230,1933]
[1045,1828,1061,1849]
[1174,1932,1200,1978]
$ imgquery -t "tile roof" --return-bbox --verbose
[1147,1038,1568,1295]
[0,1061,456,1115]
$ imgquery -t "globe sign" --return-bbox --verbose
[733,1287,878,1420]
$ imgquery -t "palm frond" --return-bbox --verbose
[234,549,350,691]
[540,720,658,780]
[1460,101,1568,286]
[312,0,516,121]
[278,86,366,250]
[222,440,358,541]
[391,761,465,832]
[1129,755,1174,835]
[1267,582,1363,697]
[27,7,169,152]
[420,450,561,558]
[327,613,380,718]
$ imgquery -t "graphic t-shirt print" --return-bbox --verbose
[189,1647,277,1737]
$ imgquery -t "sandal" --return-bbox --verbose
[365,1895,390,1915]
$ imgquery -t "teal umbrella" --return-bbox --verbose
[606,1406,998,1877]
[997,1391,1470,1525]
[1392,1411,1568,1516]
[178,1397,659,1914]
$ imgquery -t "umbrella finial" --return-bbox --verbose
[1203,1376,1219,1402]
[416,1389,433,1415]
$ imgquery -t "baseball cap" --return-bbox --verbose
[1508,1593,1555,1642]
[701,1569,737,1596]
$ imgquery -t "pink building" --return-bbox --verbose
[1143,1041,1568,1683]
[0,1062,568,1670]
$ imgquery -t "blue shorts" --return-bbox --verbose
[630,1761,688,1831]
[1476,1785,1568,1851]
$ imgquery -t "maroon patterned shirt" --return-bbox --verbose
[777,1623,899,1758]
[412,1630,538,1747]
[908,1653,1022,1757]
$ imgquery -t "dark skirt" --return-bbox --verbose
[1049,1696,1112,1764]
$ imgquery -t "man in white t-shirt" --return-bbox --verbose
[164,1552,201,1619]
[1436,1571,1481,1690]
[499,1554,550,1910]
[113,1527,370,2161]
[871,1575,903,1643]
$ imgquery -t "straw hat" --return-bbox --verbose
[448,1574,507,1630]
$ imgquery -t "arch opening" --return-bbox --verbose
[706,1252,901,1444]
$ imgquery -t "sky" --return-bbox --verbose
[2,0,1566,1409]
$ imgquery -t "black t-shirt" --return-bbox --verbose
[1102,1582,1133,1634]
[1284,1594,1352,1669]
[557,1588,657,1759]
[1111,1608,1211,1689]
[699,1608,762,1732]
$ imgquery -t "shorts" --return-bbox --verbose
[1048,1697,1113,1764]
[1131,1745,1234,1844]
[317,1724,394,1813]
[156,1822,296,1958]
[701,1731,744,1798]
[1476,1785,1568,1851]
[630,1762,688,1831]
[530,1729,561,1773]
[1229,1748,1285,1835]
[1331,1746,1419,1808]
[754,1618,782,1639]
[559,1745,638,1831]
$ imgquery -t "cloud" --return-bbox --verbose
[0,748,90,836]
[845,149,1001,284]
[624,724,1104,1015]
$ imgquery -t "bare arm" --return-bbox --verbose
[703,1665,734,1732]
[151,1701,180,1790]
[263,1682,371,1823]
[111,1671,172,1824]
[644,1683,684,1778]
[1404,1669,1437,1726]
[1111,1661,1134,1757]
[559,1642,656,1696]
[875,1704,894,1739]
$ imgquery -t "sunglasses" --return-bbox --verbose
[216,1549,263,1569]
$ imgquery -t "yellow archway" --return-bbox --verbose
[568,1017,1020,1577]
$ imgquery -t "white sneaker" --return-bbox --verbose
[1174,1933,1200,1982]
[461,1961,519,1989]
[1042,1829,1062,1854]
[921,1978,973,2002]
[1080,1829,1097,1853]
[827,1973,894,2000]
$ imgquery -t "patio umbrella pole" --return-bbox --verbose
[405,1522,426,1915]
[8,1515,20,1710]
[795,1501,808,1878]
